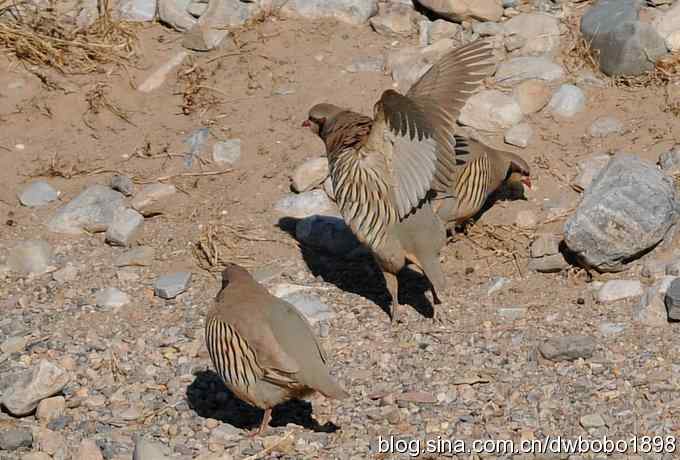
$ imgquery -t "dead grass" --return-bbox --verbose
[193,223,281,272]
[176,58,223,116]
[561,13,600,77]
[0,0,138,75]
[83,81,135,129]
[27,152,120,179]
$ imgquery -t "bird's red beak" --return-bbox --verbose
[301,120,311,128]
[522,176,532,190]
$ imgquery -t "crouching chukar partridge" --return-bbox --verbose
[303,40,497,323]
[205,263,348,436]
[433,135,531,228]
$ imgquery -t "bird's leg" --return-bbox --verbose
[248,408,272,437]
[383,271,400,324]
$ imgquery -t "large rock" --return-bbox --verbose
[546,84,586,118]
[369,3,417,36]
[8,240,53,275]
[581,0,667,76]
[652,2,680,41]
[47,185,125,234]
[495,57,564,86]
[291,157,329,193]
[2,360,70,417]
[417,0,503,22]
[564,155,678,272]
[182,0,259,51]
[281,0,378,25]
[18,181,58,207]
[503,13,560,55]
[118,0,157,21]
[458,89,523,131]
[386,38,456,91]
[274,190,338,218]
[295,215,360,256]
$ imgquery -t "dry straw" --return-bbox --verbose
[0,0,138,74]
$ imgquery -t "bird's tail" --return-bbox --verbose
[318,377,350,400]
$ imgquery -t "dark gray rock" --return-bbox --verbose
[564,155,678,272]
[295,215,360,256]
[48,185,125,234]
[111,175,135,196]
[0,428,33,450]
[580,0,667,76]
[539,335,596,361]
[665,278,680,320]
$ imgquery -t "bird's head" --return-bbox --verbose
[302,103,345,137]
[506,154,532,191]
[220,262,254,289]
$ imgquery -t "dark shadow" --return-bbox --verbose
[447,182,529,237]
[186,370,339,433]
[277,217,436,320]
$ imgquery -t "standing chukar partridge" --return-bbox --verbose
[303,40,496,323]
[205,263,348,436]
[433,135,531,228]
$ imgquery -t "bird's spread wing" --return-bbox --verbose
[371,40,494,219]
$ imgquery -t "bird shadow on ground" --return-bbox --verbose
[186,370,339,433]
[277,216,436,320]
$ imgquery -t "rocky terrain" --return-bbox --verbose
[2,0,680,459]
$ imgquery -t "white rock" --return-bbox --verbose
[597,280,643,304]
[48,185,125,234]
[18,181,58,207]
[589,116,624,137]
[573,154,610,192]
[495,56,564,86]
[503,13,560,55]
[95,287,130,309]
[154,272,192,299]
[459,89,523,131]
[652,2,680,40]
[133,437,170,460]
[292,157,329,193]
[486,276,510,295]
[8,240,53,275]
[515,210,538,229]
[75,439,104,460]
[274,190,338,218]
[212,139,241,165]
[665,30,680,51]
[138,51,188,93]
[281,0,378,25]
[369,3,416,36]
[513,79,552,114]
[546,84,586,118]
[36,396,66,422]
[430,19,461,42]
[118,0,157,21]
[417,0,503,22]
[105,208,144,247]
[131,183,177,216]
[504,122,533,148]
